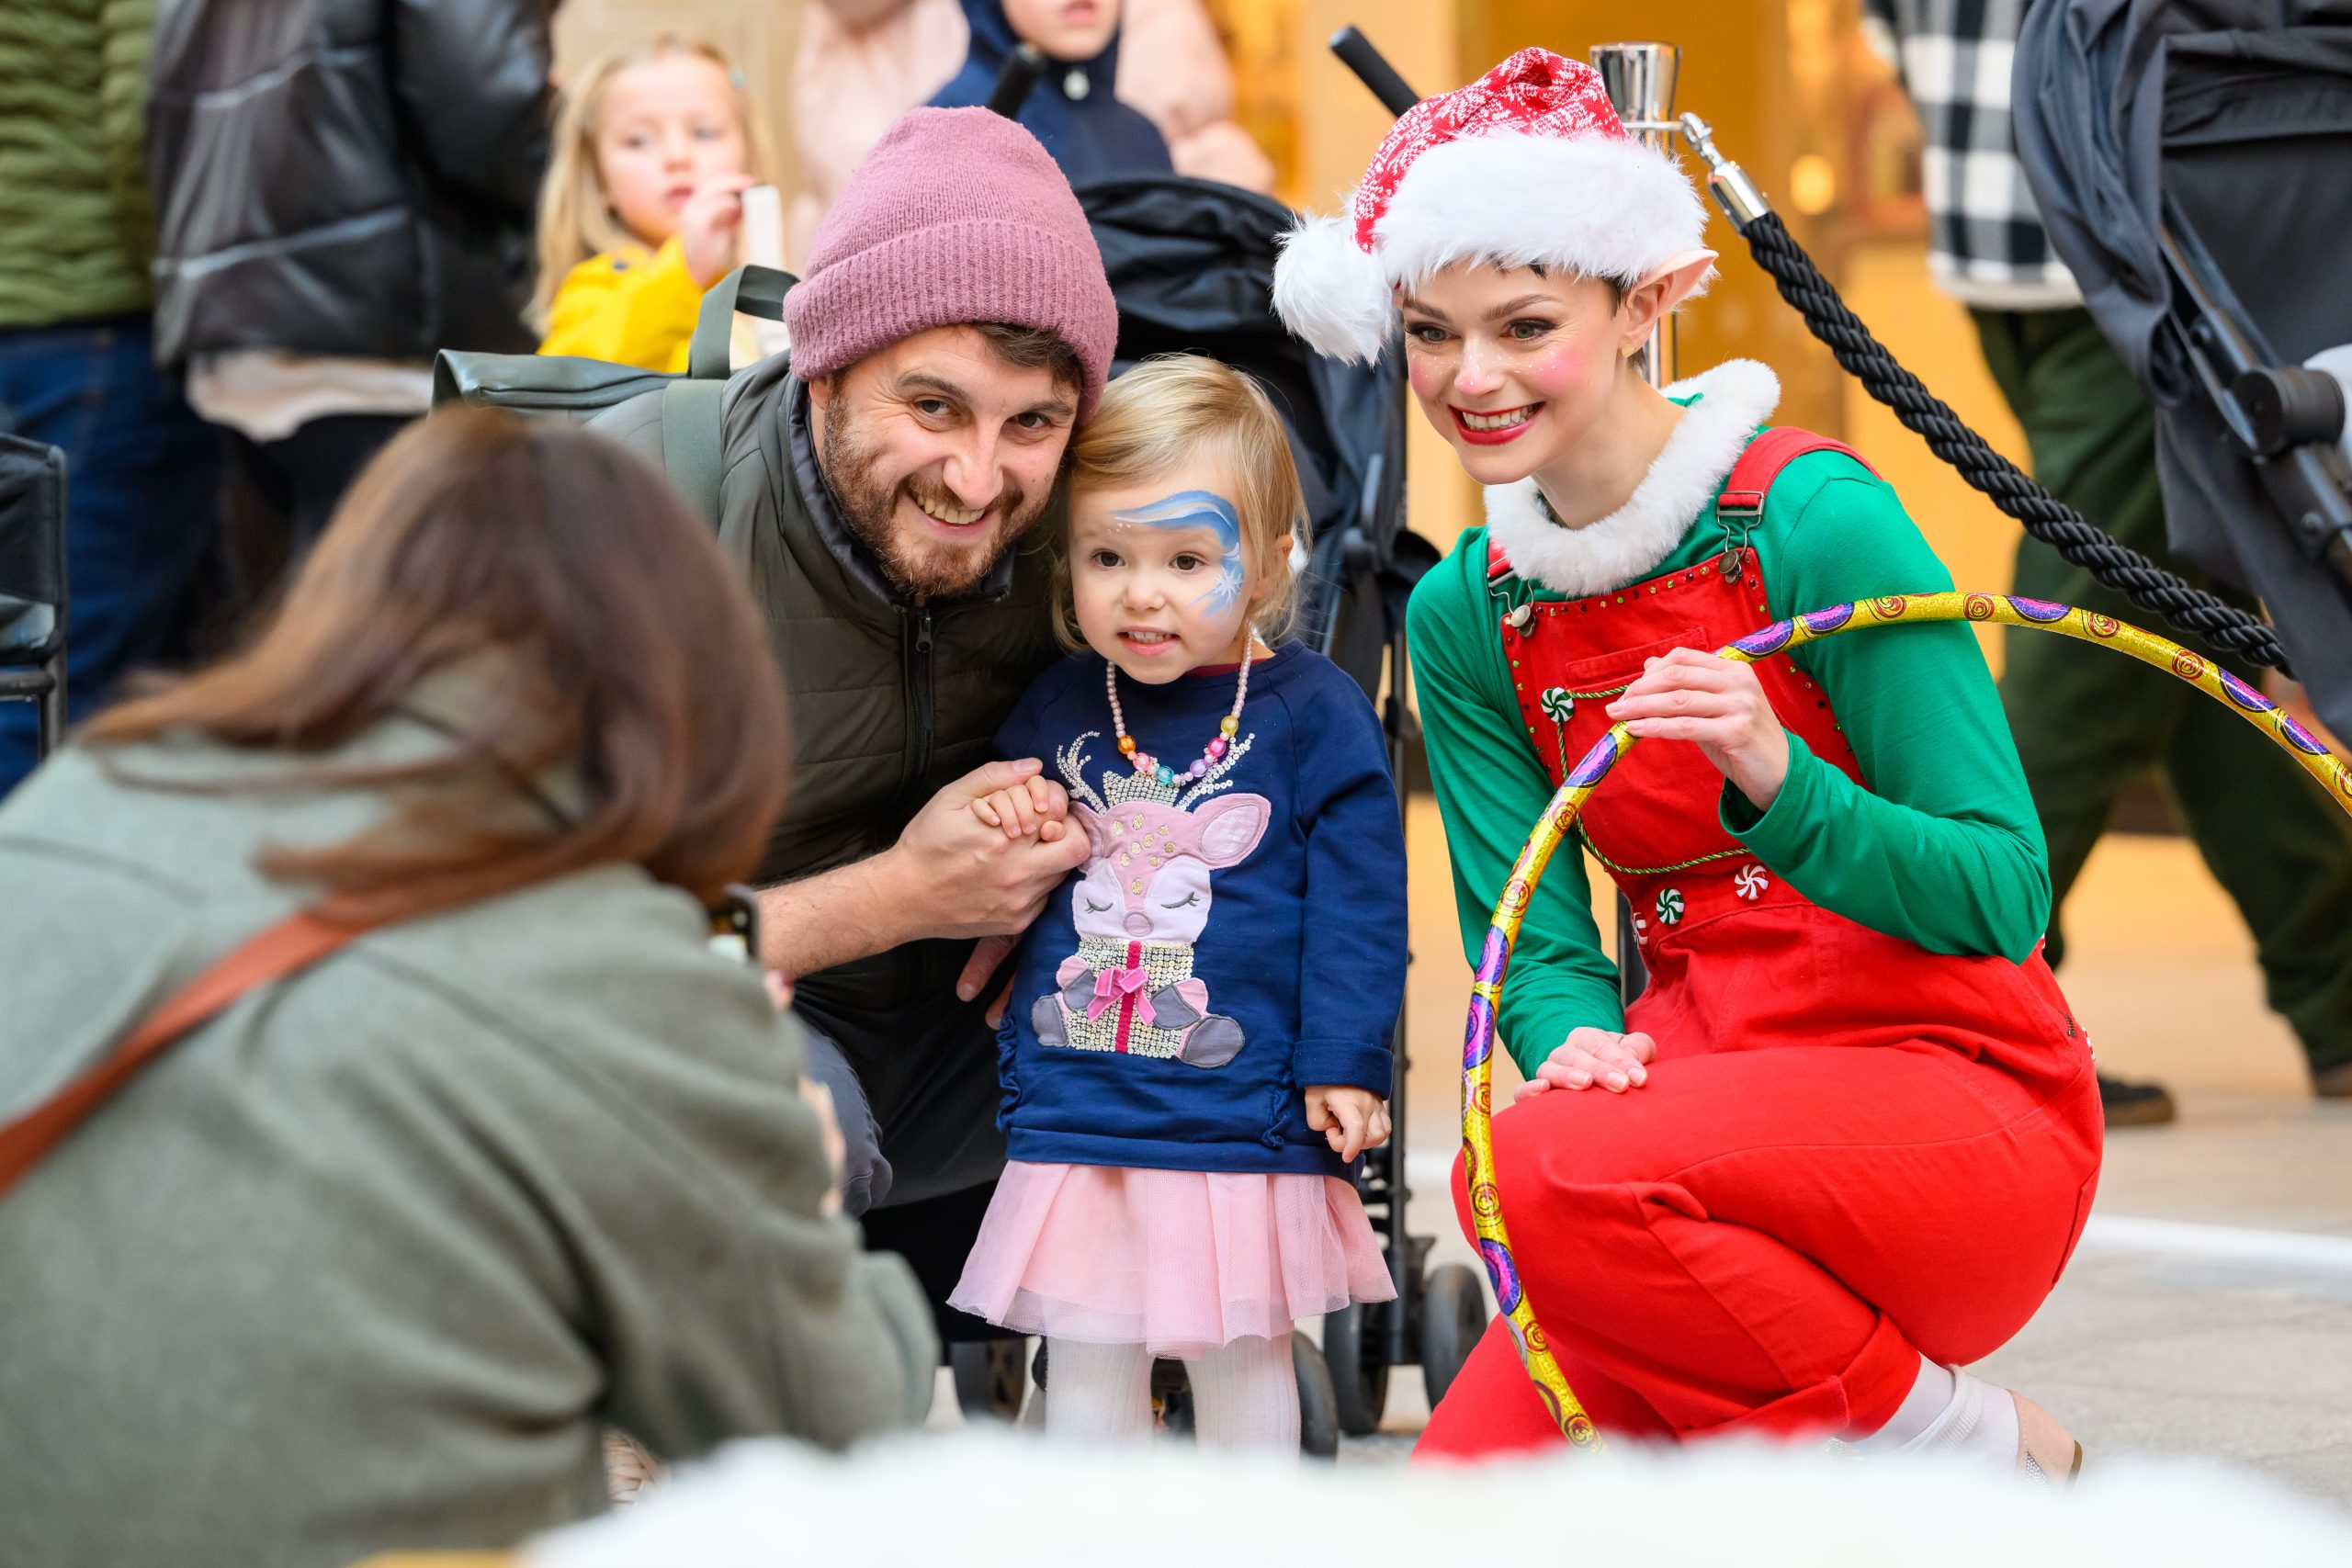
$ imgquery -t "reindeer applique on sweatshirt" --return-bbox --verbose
[1034,731,1270,1067]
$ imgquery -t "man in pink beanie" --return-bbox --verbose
[641,106,1115,1351]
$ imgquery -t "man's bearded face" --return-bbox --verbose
[813,326,1079,598]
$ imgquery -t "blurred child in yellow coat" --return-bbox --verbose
[533,37,782,373]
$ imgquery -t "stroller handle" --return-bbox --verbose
[1329,27,1419,118]
[985,44,1049,119]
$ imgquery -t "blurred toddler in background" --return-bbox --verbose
[535,36,784,373]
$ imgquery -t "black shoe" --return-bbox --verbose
[2099,1073,2177,1128]
[2311,1060,2352,1099]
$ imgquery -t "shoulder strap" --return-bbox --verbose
[660,378,728,525]
[0,911,365,1200]
[661,265,799,528]
[1715,426,1880,518]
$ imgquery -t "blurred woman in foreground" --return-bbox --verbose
[0,411,933,1568]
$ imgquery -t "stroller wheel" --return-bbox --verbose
[1294,1335,1341,1459]
[1322,1302,1391,1437]
[950,1338,1029,1423]
[1419,1263,1490,1407]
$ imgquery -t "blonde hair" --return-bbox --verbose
[1057,355,1309,653]
[529,35,782,329]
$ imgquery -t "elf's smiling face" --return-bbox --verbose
[1397,263,1641,488]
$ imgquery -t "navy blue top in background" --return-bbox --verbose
[994,646,1406,1177]
[929,0,1174,186]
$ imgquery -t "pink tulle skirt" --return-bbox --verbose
[950,1160,1397,1358]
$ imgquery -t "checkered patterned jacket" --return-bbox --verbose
[1865,0,2082,310]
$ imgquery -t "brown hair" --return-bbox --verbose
[977,321,1085,399]
[1054,355,1307,652]
[85,411,788,925]
[529,33,782,329]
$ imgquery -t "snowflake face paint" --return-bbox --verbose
[1069,458,1263,685]
[1113,489,1247,612]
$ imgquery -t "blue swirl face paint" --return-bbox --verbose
[1111,489,1245,613]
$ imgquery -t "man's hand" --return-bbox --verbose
[885,759,1090,942]
[1514,1027,1657,1101]
[1605,649,1792,814]
[756,760,1090,984]
[1304,1086,1392,1160]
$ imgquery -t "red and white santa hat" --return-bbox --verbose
[1273,48,1713,365]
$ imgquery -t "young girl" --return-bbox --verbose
[534,36,783,373]
[1274,50,2098,1475]
[949,355,1403,1450]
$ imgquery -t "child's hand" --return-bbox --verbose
[680,173,757,288]
[969,775,1071,843]
[1304,1085,1391,1160]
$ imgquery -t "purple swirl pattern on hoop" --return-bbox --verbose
[1730,619,1795,658]
[2217,670,2277,713]
[1478,1238,1523,1313]
[2282,716,2332,756]
[1799,603,1854,634]
[2007,595,2070,623]
[1564,733,1619,788]
[1476,926,1509,984]
[1464,990,1495,1069]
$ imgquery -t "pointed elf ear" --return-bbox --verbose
[1623,249,1718,349]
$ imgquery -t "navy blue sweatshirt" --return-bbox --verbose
[994,646,1406,1177]
[929,0,1173,186]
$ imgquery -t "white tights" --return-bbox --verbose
[1045,1335,1299,1452]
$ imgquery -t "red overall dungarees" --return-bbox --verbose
[1419,434,2104,1458]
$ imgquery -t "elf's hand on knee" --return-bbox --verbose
[1517,1027,1655,1100]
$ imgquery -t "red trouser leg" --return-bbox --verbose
[1415,1315,1674,1461]
[1434,1044,2099,1455]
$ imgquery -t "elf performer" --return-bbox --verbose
[1274,48,2100,1476]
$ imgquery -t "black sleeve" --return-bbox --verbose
[389,0,555,220]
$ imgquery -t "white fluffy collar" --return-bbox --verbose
[1483,359,1782,598]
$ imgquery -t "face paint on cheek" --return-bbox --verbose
[1109,490,1245,614]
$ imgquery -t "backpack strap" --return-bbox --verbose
[0,910,367,1200]
[660,265,799,527]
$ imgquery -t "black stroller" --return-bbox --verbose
[0,434,69,773]
[2014,0,2352,742]
[952,170,1484,1453]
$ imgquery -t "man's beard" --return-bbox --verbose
[820,405,1046,598]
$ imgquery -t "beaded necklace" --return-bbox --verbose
[1105,650,1252,788]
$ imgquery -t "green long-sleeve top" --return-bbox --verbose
[1408,374,2050,1078]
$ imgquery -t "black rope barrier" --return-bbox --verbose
[1738,212,2291,675]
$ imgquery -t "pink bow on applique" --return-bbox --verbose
[1087,964,1155,1025]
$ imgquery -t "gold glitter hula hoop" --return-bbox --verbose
[1459,592,2352,1451]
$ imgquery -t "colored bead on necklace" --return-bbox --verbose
[1107,652,1250,787]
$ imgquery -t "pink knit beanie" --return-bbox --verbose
[785,107,1120,421]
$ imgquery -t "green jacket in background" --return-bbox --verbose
[0,708,936,1568]
[0,0,158,328]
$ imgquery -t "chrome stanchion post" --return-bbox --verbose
[1590,42,1682,392]
[1589,42,1681,1005]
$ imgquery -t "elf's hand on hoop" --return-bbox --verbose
[1606,649,1792,813]
[1518,1026,1657,1100]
